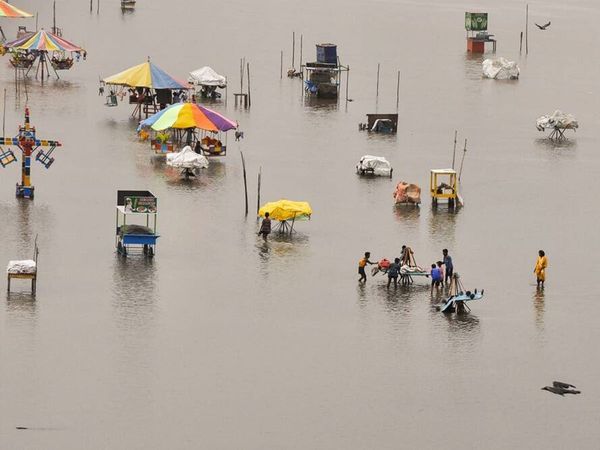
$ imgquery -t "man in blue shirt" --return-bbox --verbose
[443,249,454,285]
[430,263,442,293]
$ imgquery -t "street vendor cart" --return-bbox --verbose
[115,190,159,257]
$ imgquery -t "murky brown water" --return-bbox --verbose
[1,0,600,448]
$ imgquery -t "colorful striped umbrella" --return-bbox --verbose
[4,29,82,52]
[138,103,237,132]
[103,61,188,90]
[0,0,33,18]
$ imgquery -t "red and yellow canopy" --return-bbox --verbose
[0,0,32,18]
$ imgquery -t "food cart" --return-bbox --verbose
[115,190,159,257]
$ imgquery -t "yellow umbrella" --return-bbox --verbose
[258,199,312,222]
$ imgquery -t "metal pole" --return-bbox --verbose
[451,130,457,169]
[459,139,467,181]
[240,151,248,216]
[246,62,251,107]
[376,63,380,98]
[257,167,261,215]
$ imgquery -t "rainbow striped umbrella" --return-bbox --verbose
[0,0,32,18]
[4,29,82,52]
[138,103,237,132]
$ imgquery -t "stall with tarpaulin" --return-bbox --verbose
[258,200,312,234]
[102,59,190,119]
[0,108,61,199]
[0,0,32,44]
[115,190,159,257]
[3,29,85,80]
[137,102,236,156]
[188,66,227,100]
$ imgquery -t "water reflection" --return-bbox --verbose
[442,311,481,345]
[111,256,157,331]
[428,205,459,244]
[533,137,577,153]
[6,291,37,317]
[302,97,339,111]
[463,52,485,80]
[150,156,227,192]
[533,287,545,330]
[393,204,420,229]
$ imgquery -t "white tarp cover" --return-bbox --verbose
[188,66,227,87]
[166,146,209,169]
[356,155,392,176]
[7,259,36,274]
[482,57,520,80]
[536,110,579,131]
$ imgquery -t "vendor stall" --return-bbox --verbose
[115,190,159,257]
[536,110,578,141]
[188,66,226,100]
[356,155,393,178]
[258,199,312,234]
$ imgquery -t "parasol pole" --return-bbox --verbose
[240,150,248,216]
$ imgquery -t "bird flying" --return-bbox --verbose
[535,21,551,30]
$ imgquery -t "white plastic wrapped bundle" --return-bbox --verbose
[482,57,520,80]
[7,260,36,274]
[166,146,209,170]
[536,110,579,131]
[356,155,393,177]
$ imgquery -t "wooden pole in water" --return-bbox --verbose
[97,0,99,14]
[239,58,243,94]
[240,151,248,216]
[35,12,38,31]
[291,31,295,69]
[345,65,349,102]
[451,130,457,169]
[90,0,92,13]
[257,167,262,215]
[396,70,400,111]
[519,31,523,54]
[2,88,6,137]
[459,139,467,181]
[376,63,380,98]
[299,34,303,69]
[53,1,56,34]
[246,62,251,107]
[280,50,283,79]
[525,4,529,55]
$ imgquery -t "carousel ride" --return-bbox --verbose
[102,59,190,119]
[137,102,237,157]
[0,107,62,199]
[3,29,85,80]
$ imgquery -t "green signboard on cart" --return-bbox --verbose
[465,12,488,31]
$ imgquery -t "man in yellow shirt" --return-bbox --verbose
[358,252,375,283]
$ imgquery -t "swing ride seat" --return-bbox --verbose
[440,291,484,313]
[35,150,54,169]
[50,59,74,70]
[105,94,118,107]
[0,148,17,168]
[10,58,34,69]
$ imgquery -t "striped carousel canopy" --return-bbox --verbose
[0,0,33,18]
[5,29,83,52]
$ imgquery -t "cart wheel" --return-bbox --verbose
[143,244,148,255]
[117,242,123,254]
[148,247,154,258]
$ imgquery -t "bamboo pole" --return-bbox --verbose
[240,151,248,216]
[291,31,295,69]
[246,62,251,107]
[525,4,529,55]
[345,65,349,102]
[257,167,262,215]
[519,31,523,54]
[299,34,303,68]
[396,70,400,111]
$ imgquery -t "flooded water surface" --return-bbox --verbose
[1,0,600,448]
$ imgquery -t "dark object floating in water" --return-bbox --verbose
[541,386,580,396]
[16,427,28,430]
[553,381,576,389]
[535,21,551,30]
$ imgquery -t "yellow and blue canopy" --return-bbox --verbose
[258,200,312,222]
[103,61,188,90]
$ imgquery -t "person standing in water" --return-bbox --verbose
[534,250,548,288]
[442,249,453,285]
[387,258,401,288]
[358,252,376,283]
[430,263,442,294]
[258,212,272,240]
